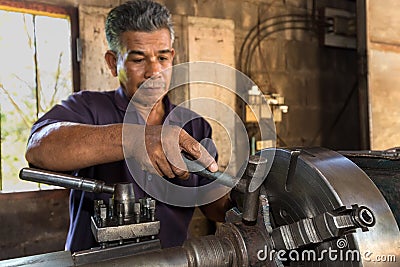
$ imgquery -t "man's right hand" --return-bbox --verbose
[126,124,218,180]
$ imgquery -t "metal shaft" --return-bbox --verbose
[182,156,240,189]
[77,235,233,267]
[19,168,115,194]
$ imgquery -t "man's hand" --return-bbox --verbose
[126,124,218,179]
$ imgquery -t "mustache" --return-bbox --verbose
[139,79,166,89]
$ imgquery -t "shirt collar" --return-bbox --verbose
[115,87,130,112]
[114,86,181,125]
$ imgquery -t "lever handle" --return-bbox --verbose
[19,167,115,194]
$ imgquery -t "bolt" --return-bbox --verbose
[117,203,124,225]
[99,204,107,227]
[108,198,114,219]
[134,202,141,224]
[149,199,156,221]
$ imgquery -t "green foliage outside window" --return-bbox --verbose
[0,10,72,191]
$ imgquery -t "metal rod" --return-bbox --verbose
[182,156,240,189]
[19,167,114,194]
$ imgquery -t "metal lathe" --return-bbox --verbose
[1,147,399,266]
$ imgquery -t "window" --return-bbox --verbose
[0,1,79,191]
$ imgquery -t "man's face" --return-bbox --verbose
[114,29,175,105]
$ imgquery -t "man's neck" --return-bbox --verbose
[133,100,165,125]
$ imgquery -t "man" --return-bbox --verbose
[25,0,232,252]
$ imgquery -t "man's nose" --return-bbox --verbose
[145,60,162,79]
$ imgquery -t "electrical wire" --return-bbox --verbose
[238,9,334,147]
[245,25,317,75]
[239,14,312,71]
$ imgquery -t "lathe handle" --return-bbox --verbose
[19,167,115,194]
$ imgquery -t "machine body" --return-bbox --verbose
[2,147,399,266]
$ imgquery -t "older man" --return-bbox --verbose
[25,0,232,252]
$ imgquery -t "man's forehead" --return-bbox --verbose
[120,29,171,43]
[127,49,173,56]
[117,31,172,54]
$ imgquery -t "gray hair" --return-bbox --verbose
[105,0,175,53]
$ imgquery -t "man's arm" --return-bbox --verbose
[26,122,124,171]
[26,122,218,178]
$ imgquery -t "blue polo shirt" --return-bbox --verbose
[29,87,217,252]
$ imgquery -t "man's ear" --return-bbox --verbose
[171,48,175,60]
[105,50,118,77]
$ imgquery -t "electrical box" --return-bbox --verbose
[322,7,356,49]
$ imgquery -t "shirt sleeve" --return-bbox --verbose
[29,91,95,137]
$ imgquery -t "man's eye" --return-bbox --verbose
[159,56,168,61]
[131,58,144,63]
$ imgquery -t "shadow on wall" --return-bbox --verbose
[0,189,69,260]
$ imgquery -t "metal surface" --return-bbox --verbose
[91,217,160,243]
[20,168,160,246]
[0,251,73,267]
[113,183,136,221]
[339,148,400,160]
[78,247,189,267]
[264,147,400,266]
[242,155,269,224]
[340,149,400,228]
[215,222,272,267]
[4,147,399,266]
[82,147,398,266]
[270,206,375,251]
[73,239,161,266]
[184,153,269,225]
[19,168,114,194]
[183,236,234,267]
[0,240,162,267]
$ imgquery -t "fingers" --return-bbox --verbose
[150,150,189,180]
[144,125,217,179]
[157,158,189,180]
[179,130,218,173]
[170,164,189,180]
[154,159,174,178]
